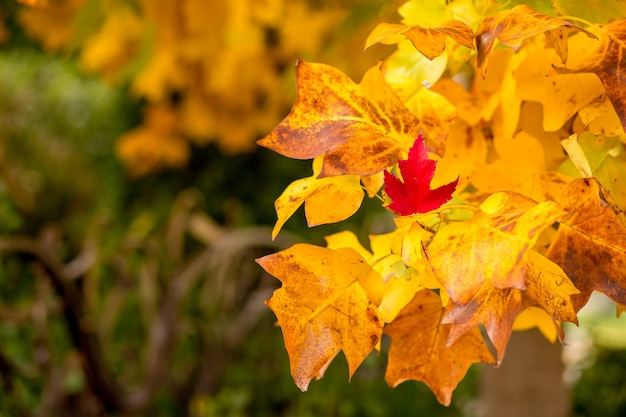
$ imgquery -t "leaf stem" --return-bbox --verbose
[366,188,386,203]
[434,204,480,214]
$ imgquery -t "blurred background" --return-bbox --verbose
[0,0,623,416]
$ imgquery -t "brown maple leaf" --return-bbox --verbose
[546,177,626,311]
[443,251,579,363]
[364,20,475,60]
[258,61,421,177]
[476,4,595,77]
[559,19,626,133]
[384,289,494,406]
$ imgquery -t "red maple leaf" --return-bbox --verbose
[384,134,458,215]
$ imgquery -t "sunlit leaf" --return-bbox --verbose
[559,132,626,212]
[271,157,364,239]
[476,4,595,77]
[512,306,560,343]
[381,40,448,102]
[364,20,475,60]
[514,47,605,132]
[561,134,593,178]
[257,244,383,391]
[405,88,457,155]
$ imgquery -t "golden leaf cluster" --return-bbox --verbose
[257,0,626,404]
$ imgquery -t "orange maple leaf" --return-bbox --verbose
[364,20,475,60]
[476,4,595,77]
[256,244,383,391]
[384,289,494,406]
[546,177,626,311]
[257,61,421,177]
[443,251,579,363]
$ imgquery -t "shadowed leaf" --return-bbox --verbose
[559,19,626,133]
[384,290,494,405]
[444,251,578,363]
[546,177,626,310]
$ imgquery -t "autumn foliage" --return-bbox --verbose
[10,0,386,176]
[257,0,626,405]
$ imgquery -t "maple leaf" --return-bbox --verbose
[256,244,383,391]
[443,251,579,363]
[271,157,364,239]
[384,289,495,406]
[475,4,595,77]
[559,19,626,133]
[427,192,564,306]
[405,88,457,155]
[257,61,421,177]
[559,133,626,210]
[383,134,459,216]
[364,20,475,60]
[546,177,626,311]
[514,47,605,132]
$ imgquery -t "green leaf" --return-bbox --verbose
[554,0,626,24]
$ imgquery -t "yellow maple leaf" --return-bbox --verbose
[475,4,595,77]
[326,226,442,323]
[471,130,570,202]
[364,20,475,60]
[271,157,364,239]
[514,46,605,132]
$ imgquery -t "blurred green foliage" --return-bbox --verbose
[573,348,626,417]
